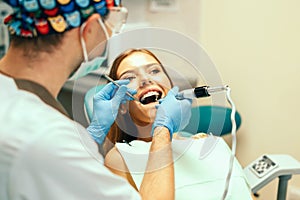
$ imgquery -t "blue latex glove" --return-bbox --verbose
[152,86,192,137]
[87,80,136,145]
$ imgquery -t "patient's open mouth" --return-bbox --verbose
[140,91,162,105]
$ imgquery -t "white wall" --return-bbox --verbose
[123,0,201,40]
[124,0,300,199]
[199,1,300,199]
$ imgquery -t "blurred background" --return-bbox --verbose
[1,0,300,199]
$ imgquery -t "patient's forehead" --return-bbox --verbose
[116,52,159,77]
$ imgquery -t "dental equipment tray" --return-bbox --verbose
[244,154,300,194]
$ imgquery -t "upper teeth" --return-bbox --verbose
[141,91,160,102]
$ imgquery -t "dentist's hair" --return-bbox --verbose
[3,0,115,53]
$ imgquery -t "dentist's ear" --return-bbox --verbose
[82,14,109,54]
[81,14,99,42]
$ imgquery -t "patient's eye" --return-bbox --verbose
[125,76,136,81]
[150,69,160,75]
[120,73,136,81]
[148,65,161,75]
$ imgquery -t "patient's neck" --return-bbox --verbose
[136,123,153,142]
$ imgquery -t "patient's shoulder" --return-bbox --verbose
[104,146,138,190]
[173,132,208,139]
[104,146,128,172]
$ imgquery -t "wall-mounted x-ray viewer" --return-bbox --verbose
[0,2,12,59]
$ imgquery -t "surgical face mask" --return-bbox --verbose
[68,18,109,81]
[68,7,128,80]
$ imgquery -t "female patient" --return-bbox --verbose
[103,48,253,199]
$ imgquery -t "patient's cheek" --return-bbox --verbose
[127,81,138,90]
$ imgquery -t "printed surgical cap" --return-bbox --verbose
[3,0,120,37]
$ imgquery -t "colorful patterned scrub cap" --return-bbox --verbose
[3,0,121,37]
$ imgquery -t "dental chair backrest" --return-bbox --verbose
[84,85,242,136]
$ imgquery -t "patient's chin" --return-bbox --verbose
[128,102,157,126]
[132,108,157,126]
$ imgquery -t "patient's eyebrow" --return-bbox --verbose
[119,63,161,78]
[144,63,162,68]
[119,70,136,79]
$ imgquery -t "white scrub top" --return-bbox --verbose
[116,137,253,200]
[0,74,141,200]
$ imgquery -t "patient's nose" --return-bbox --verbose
[139,72,152,87]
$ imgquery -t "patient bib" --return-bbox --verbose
[116,137,252,200]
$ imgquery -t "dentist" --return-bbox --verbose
[0,0,191,199]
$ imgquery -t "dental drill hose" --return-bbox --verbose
[178,85,237,200]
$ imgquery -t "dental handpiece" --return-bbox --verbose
[177,85,228,100]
